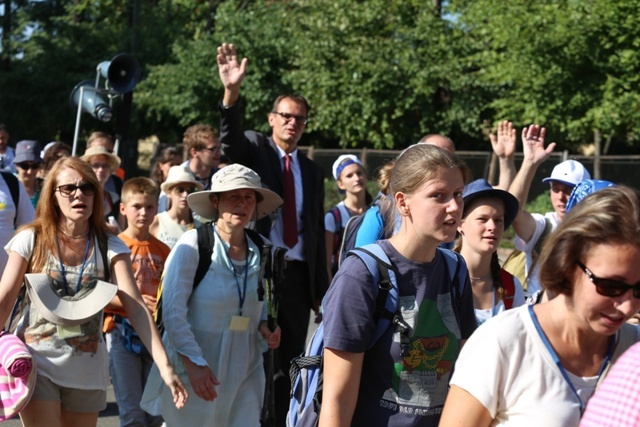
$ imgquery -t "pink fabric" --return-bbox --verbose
[0,332,35,421]
[581,341,640,427]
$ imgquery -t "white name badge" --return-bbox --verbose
[229,315,250,331]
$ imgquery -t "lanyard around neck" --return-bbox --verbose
[214,227,249,315]
[528,305,614,417]
[56,231,92,296]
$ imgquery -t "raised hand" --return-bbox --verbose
[490,120,516,160]
[216,43,247,91]
[521,124,556,164]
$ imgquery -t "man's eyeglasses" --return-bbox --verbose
[56,183,97,197]
[17,162,41,171]
[172,186,196,194]
[271,111,308,125]
[577,260,640,298]
[201,146,222,154]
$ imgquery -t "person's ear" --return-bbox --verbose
[119,202,126,215]
[395,192,409,216]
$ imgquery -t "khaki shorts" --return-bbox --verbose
[30,375,107,413]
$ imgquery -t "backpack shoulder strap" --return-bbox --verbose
[1,172,20,227]
[98,235,110,282]
[437,248,466,306]
[348,244,399,347]
[498,268,515,309]
[330,206,341,228]
[245,228,265,255]
[533,217,554,255]
[193,222,215,288]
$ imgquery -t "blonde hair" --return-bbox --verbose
[25,157,108,273]
[121,177,159,205]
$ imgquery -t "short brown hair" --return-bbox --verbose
[539,186,640,295]
[121,177,159,204]
[183,124,218,152]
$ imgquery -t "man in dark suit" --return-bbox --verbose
[216,43,328,426]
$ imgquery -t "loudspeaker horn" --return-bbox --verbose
[97,53,141,94]
[69,80,113,122]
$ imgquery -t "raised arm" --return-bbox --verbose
[217,43,247,108]
[490,120,517,191]
[508,124,556,243]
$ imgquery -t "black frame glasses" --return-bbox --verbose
[16,162,41,171]
[201,146,222,153]
[56,183,97,197]
[271,111,308,125]
[577,260,640,298]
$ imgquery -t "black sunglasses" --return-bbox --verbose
[577,260,640,298]
[56,183,97,197]
[173,186,196,194]
[17,162,41,171]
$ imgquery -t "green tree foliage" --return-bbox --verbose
[2,0,640,154]
[447,0,640,150]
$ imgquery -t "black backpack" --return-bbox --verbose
[155,222,266,334]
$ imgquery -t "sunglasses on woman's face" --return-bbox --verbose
[173,186,195,194]
[56,183,97,197]
[17,162,41,171]
[577,260,640,298]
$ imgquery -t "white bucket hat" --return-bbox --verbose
[24,273,118,326]
[187,164,282,220]
[80,146,121,171]
[160,165,204,193]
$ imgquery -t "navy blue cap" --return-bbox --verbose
[462,179,519,228]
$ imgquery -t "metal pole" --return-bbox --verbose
[72,86,85,157]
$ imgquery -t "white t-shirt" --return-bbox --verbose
[451,306,639,427]
[0,174,35,275]
[473,275,526,325]
[514,212,560,294]
[5,229,129,390]
[323,202,350,234]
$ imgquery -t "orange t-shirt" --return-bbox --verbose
[104,234,171,332]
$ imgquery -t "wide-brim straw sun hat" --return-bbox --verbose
[160,165,204,193]
[187,164,282,220]
[24,273,118,327]
[80,146,121,171]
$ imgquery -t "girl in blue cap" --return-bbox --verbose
[454,179,525,325]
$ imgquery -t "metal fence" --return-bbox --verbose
[302,147,640,199]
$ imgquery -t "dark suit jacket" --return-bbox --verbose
[219,102,329,305]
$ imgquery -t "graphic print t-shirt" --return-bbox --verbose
[322,240,476,427]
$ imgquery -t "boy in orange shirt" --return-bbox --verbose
[106,177,170,427]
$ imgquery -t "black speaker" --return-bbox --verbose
[98,53,141,94]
